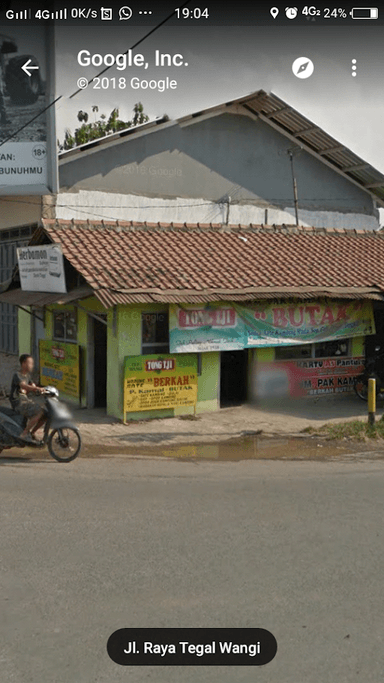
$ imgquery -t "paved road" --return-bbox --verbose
[1,453,383,682]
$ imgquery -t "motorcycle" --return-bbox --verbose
[354,346,384,401]
[0,386,81,462]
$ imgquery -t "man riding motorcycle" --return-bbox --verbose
[10,354,47,443]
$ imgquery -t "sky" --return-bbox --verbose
[7,19,383,220]
[54,23,384,175]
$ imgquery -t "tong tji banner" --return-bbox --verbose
[169,301,375,353]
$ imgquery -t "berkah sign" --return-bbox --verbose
[17,245,66,293]
[0,26,57,195]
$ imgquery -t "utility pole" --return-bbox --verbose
[225,196,231,225]
[288,150,300,226]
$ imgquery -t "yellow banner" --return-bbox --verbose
[39,340,80,399]
[124,354,198,414]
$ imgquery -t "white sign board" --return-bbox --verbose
[0,26,57,194]
[17,245,66,293]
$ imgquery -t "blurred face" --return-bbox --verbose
[23,356,34,374]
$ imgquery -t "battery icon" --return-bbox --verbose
[351,7,379,18]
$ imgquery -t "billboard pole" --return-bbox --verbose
[46,24,58,195]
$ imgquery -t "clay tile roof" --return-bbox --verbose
[36,219,384,308]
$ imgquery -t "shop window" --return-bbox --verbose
[53,310,77,343]
[141,311,169,355]
[314,339,349,358]
[275,338,351,361]
[275,344,312,360]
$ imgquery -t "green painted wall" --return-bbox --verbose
[174,351,220,416]
[111,303,155,420]
[16,301,371,419]
[351,335,365,356]
[18,309,31,355]
[255,347,275,362]
[43,304,82,406]
[44,297,107,406]
[106,303,220,421]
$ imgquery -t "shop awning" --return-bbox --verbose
[0,285,94,307]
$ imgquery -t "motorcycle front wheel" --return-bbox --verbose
[47,427,81,462]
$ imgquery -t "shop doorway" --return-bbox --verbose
[31,307,45,373]
[87,314,107,408]
[93,318,107,407]
[220,350,248,407]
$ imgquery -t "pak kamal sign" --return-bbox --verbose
[17,244,66,293]
[0,26,57,194]
[39,340,80,399]
[169,301,375,352]
[124,354,198,415]
[254,357,365,400]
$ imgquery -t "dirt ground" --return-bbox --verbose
[71,395,378,450]
[0,396,384,460]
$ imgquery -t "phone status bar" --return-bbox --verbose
[0,2,382,25]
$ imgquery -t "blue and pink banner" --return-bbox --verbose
[169,301,375,353]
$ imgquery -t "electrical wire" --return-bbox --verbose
[0,196,375,207]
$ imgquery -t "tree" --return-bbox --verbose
[59,103,149,151]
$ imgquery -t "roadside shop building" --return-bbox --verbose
[1,89,384,384]
[0,219,383,421]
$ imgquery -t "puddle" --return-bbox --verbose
[80,435,384,461]
[2,435,384,463]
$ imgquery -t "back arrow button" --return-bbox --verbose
[21,59,39,77]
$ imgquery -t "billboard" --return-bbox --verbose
[169,301,375,352]
[254,357,365,399]
[39,340,80,399]
[0,26,57,194]
[17,244,66,293]
[124,354,198,415]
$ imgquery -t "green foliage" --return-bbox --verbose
[303,419,384,441]
[59,103,149,151]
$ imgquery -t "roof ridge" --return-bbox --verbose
[41,219,381,237]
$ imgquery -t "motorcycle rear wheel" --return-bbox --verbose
[47,427,81,462]
[354,374,381,401]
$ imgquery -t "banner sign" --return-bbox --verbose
[17,244,66,293]
[124,354,198,414]
[170,301,375,352]
[255,357,365,399]
[169,305,246,352]
[0,26,57,195]
[39,340,80,399]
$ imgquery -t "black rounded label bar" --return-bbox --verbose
[107,628,277,666]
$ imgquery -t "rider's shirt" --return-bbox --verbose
[10,371,32,410]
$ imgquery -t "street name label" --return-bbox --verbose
[107,628,277,666]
